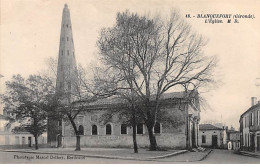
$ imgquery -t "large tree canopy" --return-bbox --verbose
[1,74,55,149]
[97,10,217,150]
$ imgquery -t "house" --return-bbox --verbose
[0,114,47,149]
[198,124,227,148]
[239,97,260,152]
[226,126,240,150]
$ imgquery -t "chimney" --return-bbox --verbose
[251,97,257,106]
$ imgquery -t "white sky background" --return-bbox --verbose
[1,0,260,130]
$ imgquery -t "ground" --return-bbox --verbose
[0,149,259,164]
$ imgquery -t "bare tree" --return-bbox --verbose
[97,10,217,150]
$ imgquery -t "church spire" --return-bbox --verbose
[56,4,77,95]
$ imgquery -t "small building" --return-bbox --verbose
[239,97,260,152]
[0,114,47,149]
[198,124,227,148]
[226,127,240,150]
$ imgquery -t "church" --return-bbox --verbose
[47,4,201,149]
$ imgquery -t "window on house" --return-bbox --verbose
[106,124,112,135]
[257,111,260,125]
[78,125,84,135]
[137,124,143,134]
[92,125,97,135]
[202,135,206,143]
[121,124,127,134]
[249,113,254,126]
[252,112,254,126]
[154,122,161,134]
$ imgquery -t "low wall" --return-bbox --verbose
[63,133,186,149]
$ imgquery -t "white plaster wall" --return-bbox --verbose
[63,133,186,149]
[198,130,222,147]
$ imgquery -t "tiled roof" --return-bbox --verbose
[199,124,223,130]
[80,90,197,107]
[240,103,260,119]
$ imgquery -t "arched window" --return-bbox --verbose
[78,125,84,135]
[121,124,127,134]
[154,122,161,134]
[106,124,112,135]
[92,125,97,135]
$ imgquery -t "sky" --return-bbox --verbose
[1,0,260,130]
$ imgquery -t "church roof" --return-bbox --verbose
[82,90,198,107]
[199,124,223,130]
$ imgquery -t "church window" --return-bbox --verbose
[121,124,127,134]
[78,125,84,135]
[202,135,206,143]
[61,50,63,55]
[66,24,68,28]
[92,125,97,135]
[137,124,143,134]
[67,37,69,41]
[67,50,69,55]
[154,122,161,134]
[106,124,112,135]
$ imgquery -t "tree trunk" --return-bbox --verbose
[34,135,39,150]
[67,113,81,151]
[75,135,81,151]
[147,125,157,151]
[132,109,138,153]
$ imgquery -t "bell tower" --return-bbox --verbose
[48,4,78,147]
[56,3,77,95]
